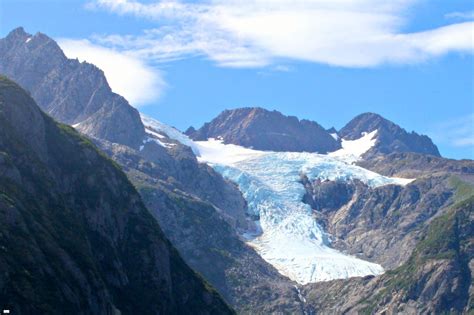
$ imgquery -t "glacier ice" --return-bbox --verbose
[141,115,415,284]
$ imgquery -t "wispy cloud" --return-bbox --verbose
[84,0,474,68]
[58,38,166,107]
[428,114,474,149]
[445,11,474,20]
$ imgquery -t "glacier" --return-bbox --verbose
[141,115,414,284]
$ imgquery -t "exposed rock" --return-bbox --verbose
[0,27,146,149]
[186,107,340,153]
[302,196,473,314]
[339,112,440,157]
[301,174,461,269]
[0,76,233,314]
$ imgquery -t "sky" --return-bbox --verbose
[0,0,473,159]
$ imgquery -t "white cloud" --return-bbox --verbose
[85,0,474,68]
[428,114,474,149]
[58,38,166,106]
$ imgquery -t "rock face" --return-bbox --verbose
[302,195,473,314]
[0,77,233,314]
[301,175,457,269]
[186,107,341,153]
[339,112,440,157]
[0,27,145,149]
[299,154,474,314]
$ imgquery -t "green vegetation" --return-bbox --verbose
[450,176,474,202]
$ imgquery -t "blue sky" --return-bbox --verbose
[1,0,473,159]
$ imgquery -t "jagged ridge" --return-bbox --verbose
[0,27,146,149]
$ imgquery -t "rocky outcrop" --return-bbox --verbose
[186,107,340,153]
[299,154,474,314]
[0,27,145,148]
[301,175,459,269]
[339,112,440,157]
[302,195,473,314]
[0,77,233,314]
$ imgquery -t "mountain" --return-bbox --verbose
[186,107,341,153]
[298,150,474,313]
[0,76,233,314]
[303,194,473,314]
[0,28,302,313]
[339,112,441,157]
[0,27,145,149]
[2,26,472,315]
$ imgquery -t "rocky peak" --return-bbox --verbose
[0,27,146,149]
[4,27,29,41]
[339,113,395,140]
[186,107,341,153]
[339,112,440,157]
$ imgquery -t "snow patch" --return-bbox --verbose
[140,114,199,154]
[25,37,32,43]
[330,133,338,140]
[329,130,377,162]
[196,138,267,165]
[140,136,174,151]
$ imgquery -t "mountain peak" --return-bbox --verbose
[0,27,146,149]
[187,107,341,153]
[339,112,440,157]
[6,27,29,40]
[339,112,396,139]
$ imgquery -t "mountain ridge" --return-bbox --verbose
[0,27,146,149]
[186,107,341,153]
[186,107,442,158]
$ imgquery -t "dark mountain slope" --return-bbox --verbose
[0,77,233,314]
[339,112,440,157]
[186,107,340,153]
[0,27,145,149]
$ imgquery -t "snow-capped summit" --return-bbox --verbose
[339,112,440,157]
